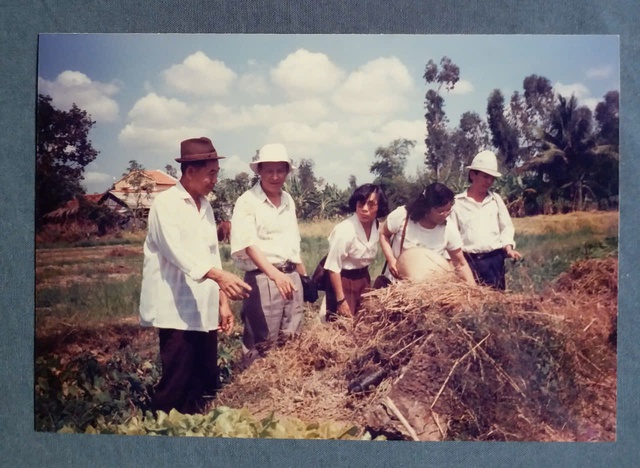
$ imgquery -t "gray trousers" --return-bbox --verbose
[241,270,304,360]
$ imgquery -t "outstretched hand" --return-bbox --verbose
[208,268,251,300]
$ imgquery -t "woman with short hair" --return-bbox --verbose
[322,184,389,321]
[379,182,475,285]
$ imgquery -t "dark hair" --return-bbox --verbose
[348,183,389,217]
[180,159,211,174]
[406,182,454,222]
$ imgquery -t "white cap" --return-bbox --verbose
[466,150,502,178]
[249,143,296,174]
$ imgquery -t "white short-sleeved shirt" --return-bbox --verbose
[139,182,221,332]
[384,206,462,279]
[449,190,516,254]
[230,182,302,271]
[324,214,379,273]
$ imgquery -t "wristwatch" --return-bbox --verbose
[336,298,346,306]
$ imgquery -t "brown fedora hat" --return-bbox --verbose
[175,137,225,163]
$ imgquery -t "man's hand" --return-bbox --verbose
[504,245,523,261]
[271,270,297,300]
[218,301,235,335]
[207,268,251,300]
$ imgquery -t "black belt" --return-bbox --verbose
[465,249,504,261]
[248,261,297,274]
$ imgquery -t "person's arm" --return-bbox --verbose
[379,221,400,278]
[204,268,251,301]
[218,292,235,335]
[149,198,250,300]
[328,270,352,317]
[495,194,522,260]
[448,248,476,286]
[245,245,297,300]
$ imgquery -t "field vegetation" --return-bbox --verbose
[35,211,618,439]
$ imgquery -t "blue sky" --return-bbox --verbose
[37,34,619,193]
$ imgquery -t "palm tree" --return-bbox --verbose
[518,95,618,211]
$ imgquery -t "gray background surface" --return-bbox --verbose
[1,1,637,466]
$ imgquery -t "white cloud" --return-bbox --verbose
[163,51,237,96]
[199,98,330,131]
[220,154,251,176]
[38,71,120,122]
[554,82,590,100]
[82,172,113,193]
[449,79,474,95]
[128,93,192,128]
[271,49,345,97]
[118,124,210,154]
[332,57,414,115]
[238,73,269,97]
[586,65,613,79]
[553,82,601,110]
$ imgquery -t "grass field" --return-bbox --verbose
[34,210,619,437]
[35,210,618,328]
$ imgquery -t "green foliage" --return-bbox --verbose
[37,349,373,439]
[35,350,158,432]
[36,94,99,230]
[78,407,369,439]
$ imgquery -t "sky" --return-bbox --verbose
[37,34,620,194]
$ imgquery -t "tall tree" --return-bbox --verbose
[122,160,154,231]
[423,56,460,180]
[36,94,99,229]
[296,158,318,193]
[448,111,491,189]
[487,89,521,168]
[519,94,618,211]
[594,90,619,147]
[348,174,358,191]
[370,138,415,209]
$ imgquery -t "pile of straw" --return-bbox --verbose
[216,261,617,441]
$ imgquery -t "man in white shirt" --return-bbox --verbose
[140,137,251,414]
[230,143,307,366]
[449,150,522,290]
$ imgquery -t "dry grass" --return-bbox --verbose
[216,262,617,441]
[513,210,618,236]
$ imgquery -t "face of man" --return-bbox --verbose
[258,161,290,193]
[189,160,220,197]
[470,170,496,193]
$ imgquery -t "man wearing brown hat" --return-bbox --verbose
[140,137,251,414]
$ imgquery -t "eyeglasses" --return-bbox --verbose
[356,201,379,209]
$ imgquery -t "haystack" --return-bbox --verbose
[216,259,617,441]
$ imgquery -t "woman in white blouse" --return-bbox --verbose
[323,184,389,321]
[379,182,475,285]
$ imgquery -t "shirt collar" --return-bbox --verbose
[349,213,377,245]
[176,181,208,208]
[458,189,494,204]
[252,182,289,208]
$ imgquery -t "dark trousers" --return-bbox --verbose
[464,249,506,290]
[152,328,219,415]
